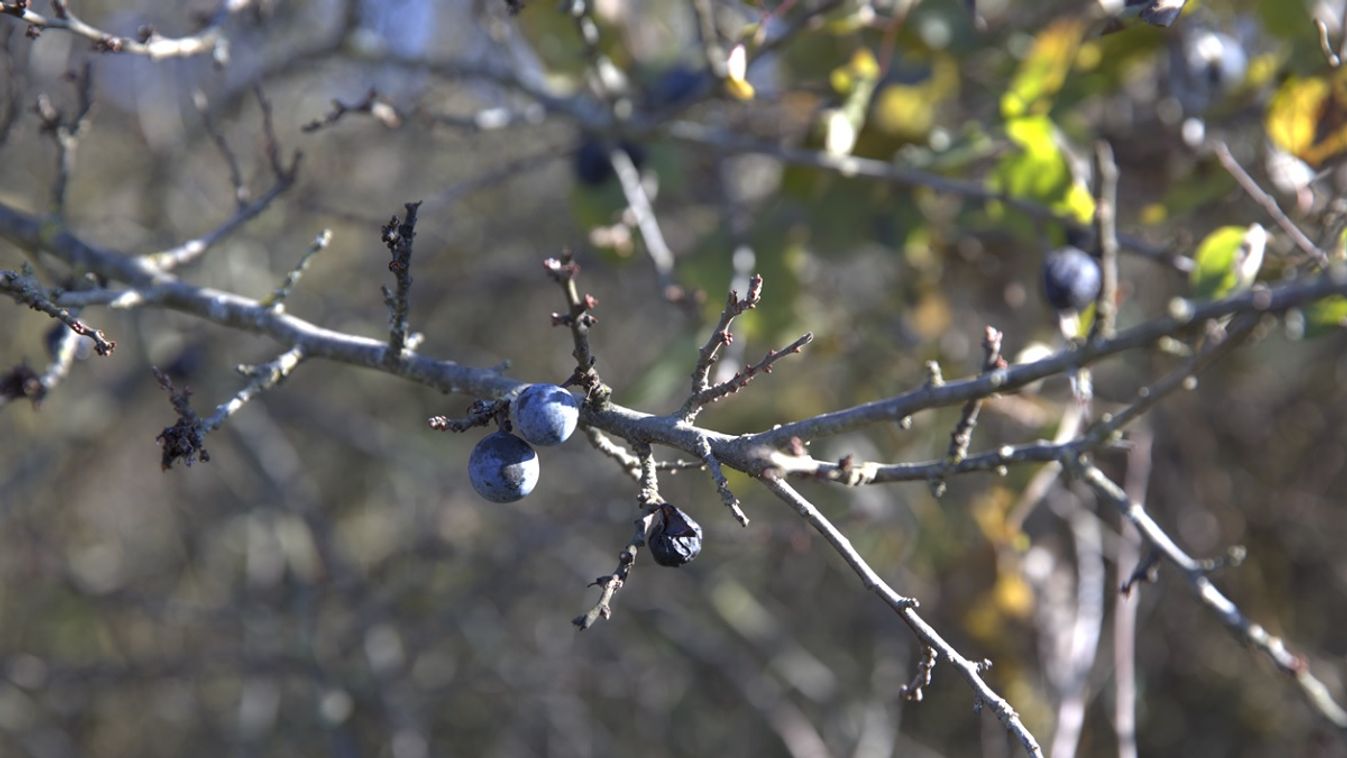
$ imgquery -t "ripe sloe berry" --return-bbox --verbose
[513,384,579,447]
[574,136,647,187]
[1042,246,1102,312]
[645,66,704,110]
[468,431,539,503]
[647,504,703,567]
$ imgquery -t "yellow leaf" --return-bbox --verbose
[725,76,756,100]
[994,573,1034,619]
[850,48,880,81]
[1001,17,1087,119]
[1266,71,1347,166]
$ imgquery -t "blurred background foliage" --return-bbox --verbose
[1,0,1346,756]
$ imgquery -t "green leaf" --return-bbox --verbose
[989,116,1094,225]
[1304,296,1347,338]
[1189,226,1248,300]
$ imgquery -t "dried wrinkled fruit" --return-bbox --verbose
[647,504,703,567]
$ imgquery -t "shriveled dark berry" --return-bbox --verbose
[647,503,703,567]
[1042,246,1102,313]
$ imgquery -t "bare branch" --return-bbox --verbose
[380,202,422,364]
[1213,141,1326,264]
[762,478,1043,757]
[428,398,509,433]
[260,229,333,310]
[575,443,662,630]
[945,326,1005,464]
[696,435,749,526]
[1079,465,1347,731]
[302,88,403,133]
[687,332,813,413]
[545,252,610,406]
[1091,141,1120,341]
[1,268,114,355]
[683,273,763,413]
[1,0,253,62]
[203,347,305,432]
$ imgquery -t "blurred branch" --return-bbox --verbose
[1048,493,1106,758]
[33,62,93,220]
[1,0,254,63]
[664,121,1190,272]
[1114,426,1153,758]
[1091,141,1120,341]
[148,89,302,272]
[1212,141,1326,264]
[609,142,688,304]
[1079,464,1347,732]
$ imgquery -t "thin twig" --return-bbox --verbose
[428,399,509,433]
[696,435,749,526]
[1,268,114,355]
[148,90,302,272]
[33,62,93,219]
[1080,465,1347,732]
[380,202,422,364]
[261,230,333,310]
[1213,141,1327,264]
[609,144,686,303]
[1091,141,1120,341]
[688,333,814,413]
[679,274,764,420]
[301,88,403,133]
[762,478,1044,757]
[945,326,1005,463]
[1114,426,1153,758]
[574,444,661,630]
[544,252,610,406]
[583,427,703,480]
[203,346,305,432]
[0,0,250,62]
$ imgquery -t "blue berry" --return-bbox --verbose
[468,432,539,503]
[574,137,646,187]
[513,384,579,447]
[645,66,704,110]
[647,504,703,567]
[1042,246,1101,313]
